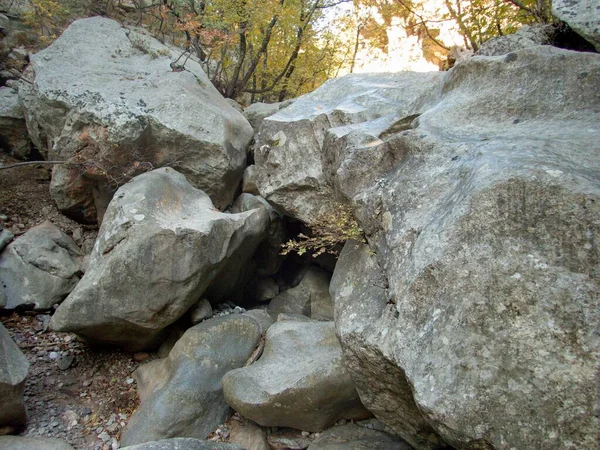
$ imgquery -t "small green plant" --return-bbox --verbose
[23,0,70,46]
[281,204,365,258]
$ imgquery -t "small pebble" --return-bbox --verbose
[49,351,59,360]
[126,378,135,385]
[99,431,111,443]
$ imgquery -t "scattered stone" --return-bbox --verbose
[477,25,555,56]
[0,226,14,252]
[222,321,371,431]
[0,86,32,159]
[307,424,411,449]
[57,355,74,370]
[133,352,150,363]
[228,417,269,450]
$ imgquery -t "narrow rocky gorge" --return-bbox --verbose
[0,3,599,450]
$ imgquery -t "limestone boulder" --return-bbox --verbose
[222,321,370,431]
[328,47,600,449]
[0,87,31,158]
[0,221,83,310]
[553,0,600,51]
[121,315,261,446]
[50,168,269,350]
[244,101,286,133]
[253,72,442,223]
[0,322,29,430]
[19,17,253,223]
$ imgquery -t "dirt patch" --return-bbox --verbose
[1,312,146,449]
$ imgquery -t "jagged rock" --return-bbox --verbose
[50,168,269,351]
[0,87,31,158]
[0,322,29,430]
[253,276,279,302]
[307,424,411,450]
[268,266,332,320]
[253,72,442,224]
[121,315,261,446]
[0,221,83,310]
[120,438,243,450]
[267,429,313,449]
[0,436,75,449]
[553,0,600,51]
[19,17,253,223]
[244,102,285,132]
[189,299,213,325]
[222,321,370,431]
[476,24,555,56]
[327,47,600,449]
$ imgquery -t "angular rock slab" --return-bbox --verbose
[50,168,269,350]
[307,424,411,450]
[331,47,600,449]
[222,321,371,432]
[120,438,242,450]
[553,0,600,51]
[0,322,29,430]
[0,436,75,450]
[0,221,83,310]
[253,72,442,223]
[19,17,253,222]
[121,315,261,446]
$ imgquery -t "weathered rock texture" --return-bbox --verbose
[0,86,31,158]
[0,436,75,450]
[325,47,600,450]
[260,46,600,449]
[0,221,83,310]
[120,438,242,450]
[20,17,253,223]
[253,72,443,224]
[553,0,600,51]
[222,321,370,431]
[121,315,261,446]
[307,424,412,450]
[476,24,555,56]
[50,168,269,350]
[0,322,29,430]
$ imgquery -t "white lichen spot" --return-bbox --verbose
[510,272,522,280]
[545,169,563,177]
[134,214,145,221]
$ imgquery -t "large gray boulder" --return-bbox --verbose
[0,436,75,450]
[19,17,253,223]
[253,72,442,224]
[121,438,242,450]
[121,315,261,446]
[553,0,600,51]
[327,47,600,449]
[222,321,370,431]
[0,322,29,430]
[0,221,83,310]
[0,87,31,158]
[50,168,269,350]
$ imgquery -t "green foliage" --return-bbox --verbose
[281,204,365,258]
[23,0,71,45]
